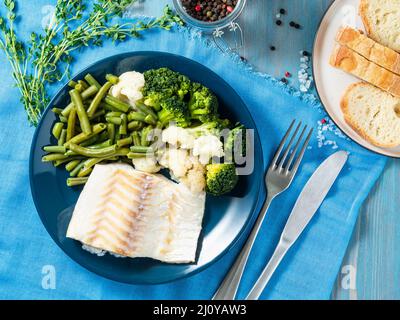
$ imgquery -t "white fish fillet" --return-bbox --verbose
[66,163,206,263]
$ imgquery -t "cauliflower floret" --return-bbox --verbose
[131,156,160,173]
[192,135,224,165]
[110,71,145,106]
[159,148,206,193]
[158,148,192,179]
[162,125,195,149]
[180,160,206,193]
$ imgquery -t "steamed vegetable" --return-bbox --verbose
[205,163,239,196]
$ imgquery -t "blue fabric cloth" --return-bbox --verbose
[0,1,386,299]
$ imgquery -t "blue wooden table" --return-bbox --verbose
[141,0,399,299]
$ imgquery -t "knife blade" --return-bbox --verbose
[246,150,348,300]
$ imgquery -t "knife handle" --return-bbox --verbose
[212,194,275,300]
[246,239,290,300]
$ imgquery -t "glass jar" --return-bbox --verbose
[173,0,246,53]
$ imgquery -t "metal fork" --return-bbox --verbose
[212,120,313,300]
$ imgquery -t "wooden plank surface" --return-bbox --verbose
[141,0,400,300]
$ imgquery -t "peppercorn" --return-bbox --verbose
[270,46,276,51]
[181,0,237,22]
[276,19,282,26]
[279,8,286,14]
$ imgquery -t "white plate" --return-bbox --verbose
[313,0,400,157]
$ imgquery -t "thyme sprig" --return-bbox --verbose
[0,0,183,125]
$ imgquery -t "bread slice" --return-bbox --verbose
[359,0,400,52]
[330,45,400,97]
[341,82,400,147]
[336,26,400,75]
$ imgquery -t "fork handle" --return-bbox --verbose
[212,194,274,300]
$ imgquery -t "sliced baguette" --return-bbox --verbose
[341,82,400,148]
[335,26,400,75]
[330,45,400,97]
[359,0,400,52]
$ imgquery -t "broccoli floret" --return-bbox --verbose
[187,118,231,138]
[157,96,191,128]
[188,84,219,123]
[143,68,191,105]
[225,123,246,162]
[205,163,239,196]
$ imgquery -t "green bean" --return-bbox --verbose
[100,101,120,112]
[52,122,64,139]
[89,110,105,120]
[67,177,88,187]
[105,74,119,84]
[97,131,109,142]
[59,115,68,123]
[69,89,91,135]
[69,143,118,158]
[104,95,130,112]
[79,135,98,147]
[78,80,89,90]
[68,80,77,88]
[131,131,141,146]
[70,161,85,177]
[65,159,81,172]
[130,145,153,153]
[106,111,123,118]
[87,81,113,117]
[135,102,158,120]
[81,85,99,100]
[141,126,153,146]
[128,121,141,131]
[42,153,69,162]
[119,114,127,135]
[54,156,83,167]
[77,167,93,177]
[127,152,147,159]
[65,123,106,147]
[116,136,132,148]
[52,107,63,115]
[75,83,84,92]
[144,114,157,125]
[84,74,101,89]
[107,123,115,144]
[61,86,98,117]
[43,145,67,153]
[128,112,146,122]
[66,107,77,142]
[106,116,122,125]
[87,139,112,149]
[58,129,67,146]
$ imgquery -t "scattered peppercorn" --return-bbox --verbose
[289,21,296,27]
[281,77,288,84]
[294,23,301,29]
[301,50,310,57]
[279,8,286,15]
[285,71,291,78]
[276,19,282,26]
[181,0,238,23]
[270,45,276,51]
[321,119,327,124]
[240,56,247,62]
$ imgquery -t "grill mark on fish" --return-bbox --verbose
[86,170,149,254]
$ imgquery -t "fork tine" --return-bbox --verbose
[271,120,295,167]
[284,124,308,173]
[277,122,301,170]
[289,128,313,174]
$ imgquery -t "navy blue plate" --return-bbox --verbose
[29,51,264,284]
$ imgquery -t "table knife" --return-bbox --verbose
[246,150,348,300]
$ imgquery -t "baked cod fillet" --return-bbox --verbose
[66,163,206,263]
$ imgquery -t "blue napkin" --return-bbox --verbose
[0,1,386,299]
